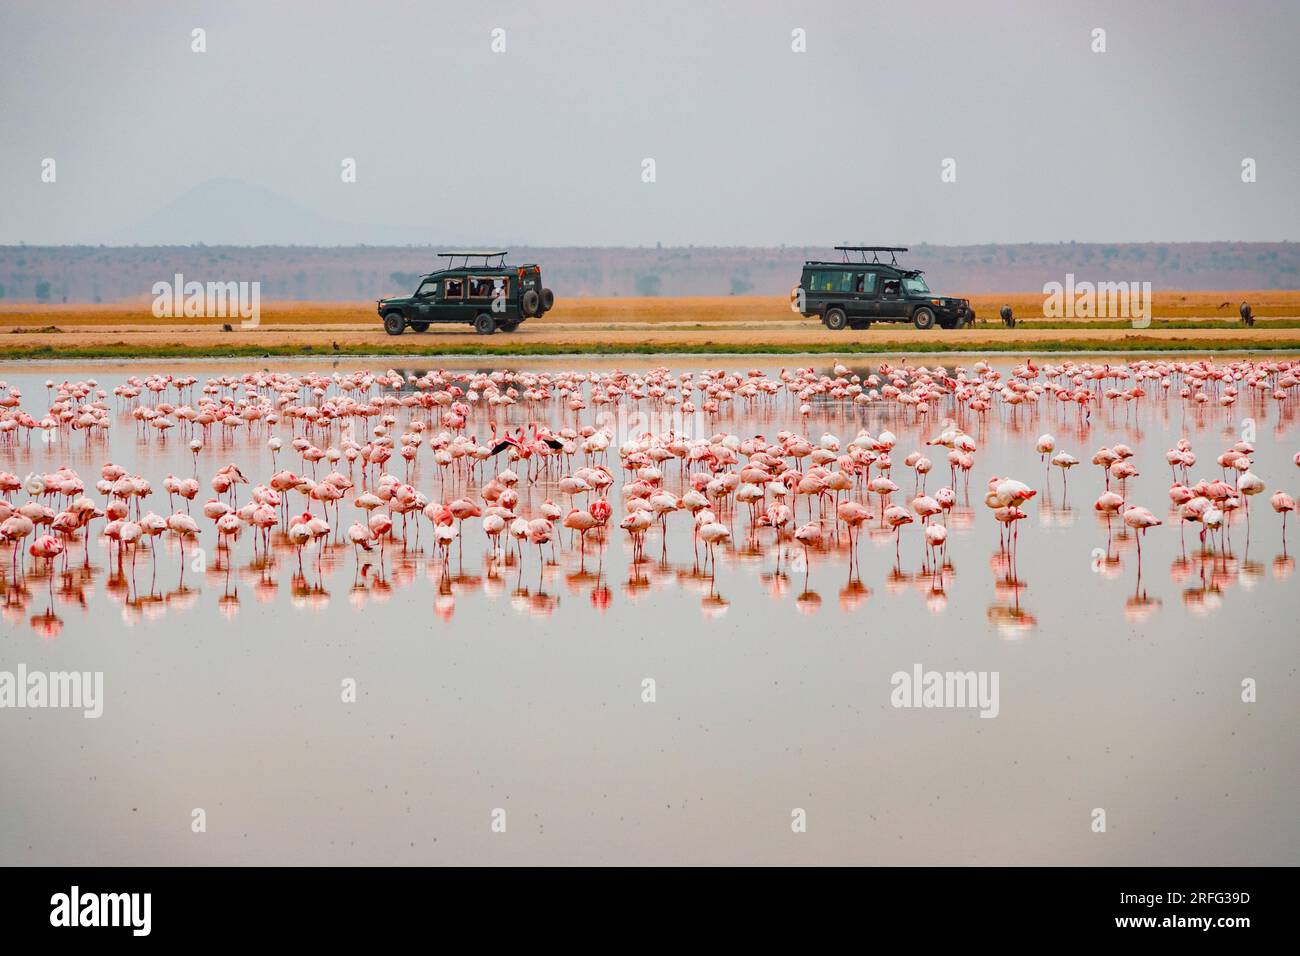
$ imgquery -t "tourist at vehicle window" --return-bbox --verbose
[444,278,464,298]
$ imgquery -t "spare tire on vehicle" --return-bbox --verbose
[541,288,555,312]
[521,289,541,316]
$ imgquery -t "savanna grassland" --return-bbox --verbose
[2,292,1300,359]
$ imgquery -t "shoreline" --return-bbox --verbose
[4,343,1300,365]
[4,294,1300,360]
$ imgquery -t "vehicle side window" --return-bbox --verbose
[807,271,853,293]
[468,276,496,298]
[881,277,901,296]
[444,278,464,299]
[416,280,438,297]
[854,273,877,294]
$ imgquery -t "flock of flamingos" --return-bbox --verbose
[1,358,1297,635]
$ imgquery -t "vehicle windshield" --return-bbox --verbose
[902,275,930,295]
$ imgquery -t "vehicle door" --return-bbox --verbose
[466,274,498,318]
[878,274,907,319]
[849,271,878,319]
[413,278,439,322]
[440,275,469,321]
[805,269,838,316]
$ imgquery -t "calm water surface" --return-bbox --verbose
[1,356,1296,865]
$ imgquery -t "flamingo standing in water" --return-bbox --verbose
[619,510,652,564]
[793,520,822,571]
[2,512,35,577]
[563,508,598,566]
[527,518,554,576]
[1036,433,1055,483]
[1051,452,1079,498]
[835,500,872,571]
[698,519,731,574]
[1123,506,1162,564]
[28,533,64,600]
[924,522,947,571]
[882,505,913,565]
[166,512,200,576]
[346,521,373,564]
[1271,490,1295,549]
[985,477,1035,555]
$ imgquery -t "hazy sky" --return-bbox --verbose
[2,0,1297,246]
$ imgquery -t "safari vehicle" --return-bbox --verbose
[792,246,974,331]
[377,250,554,335]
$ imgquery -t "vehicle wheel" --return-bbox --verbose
[825,308,848,331]
[410,321,430,333]
[474,313,497,335]
[383,312,405,336]
[499,320,520,332]
[912,307,936,331]
[541,288,555,312]
[848,320,871,330]
[521,290,541,316]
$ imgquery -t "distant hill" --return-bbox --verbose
[1,242,1296,304]
[113,178,434,247]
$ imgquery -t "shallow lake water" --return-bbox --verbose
[1,355,1297,865]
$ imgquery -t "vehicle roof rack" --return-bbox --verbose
[835,245,908,265]
[437,250,508,268]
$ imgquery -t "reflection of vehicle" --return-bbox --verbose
[376,250,554,335]
[791,246,974,331]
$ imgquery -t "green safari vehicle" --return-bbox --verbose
[792,246,974,331]
[377,250,554,335]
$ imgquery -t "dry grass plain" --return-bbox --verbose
[2,292,1300,358]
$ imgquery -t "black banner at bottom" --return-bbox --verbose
[0,866,1280,941]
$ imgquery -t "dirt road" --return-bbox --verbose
[2,295,1299,357]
